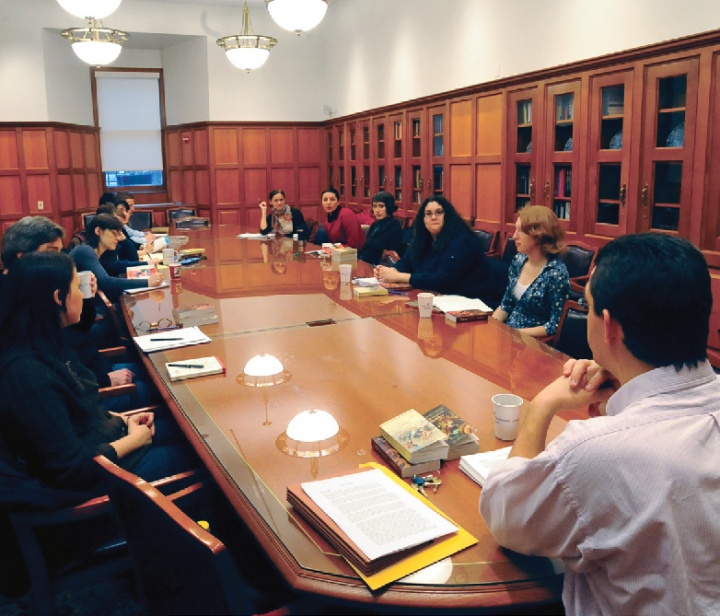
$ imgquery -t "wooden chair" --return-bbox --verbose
[549,299,592,359]
[96,290,133,352]
[95,455,261,616]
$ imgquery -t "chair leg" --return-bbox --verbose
[10,516,55,616]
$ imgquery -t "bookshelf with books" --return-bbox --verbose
[506,88,540,219]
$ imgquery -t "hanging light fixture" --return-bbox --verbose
[61,19,129,66]
[266,0,328,35]
[217,1,277,73]
[56,0,122,19]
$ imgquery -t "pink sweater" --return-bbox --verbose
[325,207,365,249]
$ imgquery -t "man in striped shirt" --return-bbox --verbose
[481,233,720,615]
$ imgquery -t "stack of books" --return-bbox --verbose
[331,245,358,263]
[172,303,218,327]
[423,404,479,460]
[371,436,440,478]
[379,409,450,465]
[353,285,388,298]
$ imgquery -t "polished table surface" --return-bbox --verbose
[122,225,573,611]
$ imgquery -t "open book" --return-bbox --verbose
[165,356,225,381]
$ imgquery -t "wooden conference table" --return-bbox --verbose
[121,225,573,612]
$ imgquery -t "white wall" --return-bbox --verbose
[1,0,719,125]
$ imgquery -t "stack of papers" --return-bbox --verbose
[123,281,169,294]
[431,295,493,313]
[133,326,211,353]
[236,232,275,240]
[459,447,512,487]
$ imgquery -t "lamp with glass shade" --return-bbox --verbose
[61,19,129,66]
[236,354,290,425]
[56,0,122,19]
[217,1,277,72]
[266,0,328,35]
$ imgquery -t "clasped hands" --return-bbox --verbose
[374,264,400,283]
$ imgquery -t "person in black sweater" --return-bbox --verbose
[375,196,508,307]
[358,191,406,266]
[0,252,193,494]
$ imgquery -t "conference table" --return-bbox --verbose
[121,224,575,612]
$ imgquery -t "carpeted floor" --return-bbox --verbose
[0,571,144,616]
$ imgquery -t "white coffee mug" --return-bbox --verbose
[77,270,93,299]
[162,248,180,264]
[417,292,434,318]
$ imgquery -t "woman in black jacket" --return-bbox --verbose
[358,191,406,265]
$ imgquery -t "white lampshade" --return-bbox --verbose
[266,0,328,34]
[71,40,122,65]
[225,46,271,72]
[244,354,284,378]
[286,409,339,443]
[57,0,122,19]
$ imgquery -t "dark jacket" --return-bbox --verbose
[260,208,309,241]
[396,233,508,308]
[358,217,405,265]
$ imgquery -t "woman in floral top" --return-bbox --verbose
[492,205,569,337]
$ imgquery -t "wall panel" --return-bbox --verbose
[450,100,473,158]
[475,165,502,224]
[243,168,267,205]
[0,131,19,169]
[242,129,266,164]
[449,164,472,218]
[216,169,241,204]
[477,94,503,157]
[214,128,240,165]
[22,130,49,169]
[270,128,294,164]
[26,175,52,214]
[0,177,23,216]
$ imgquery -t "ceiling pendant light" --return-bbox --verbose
[266,0,328,35]
[56,0,122,19]
[217,1,278,73]
[61,19,129,66]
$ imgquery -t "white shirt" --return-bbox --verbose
[124,224,146,245]
[480,362,720,616]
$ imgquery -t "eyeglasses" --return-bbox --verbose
[136,318,175,332]
[424,208,445,218]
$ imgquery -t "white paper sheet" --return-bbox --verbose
[431,295,492,313]
[301,468,457,561]
[133,326,211,353]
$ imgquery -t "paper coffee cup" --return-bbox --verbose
[339,263,352,283]
[417,292,434,318]
[169,263,181,280]
[492,393,523,441]
[78,270,93,299]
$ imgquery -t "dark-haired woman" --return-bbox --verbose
[259,189,308,240]
[358,191,405,266]
[315,188,365,249]
[492,205,569,337]
[69,213,163,302]
[0,252,192,494]
[375,196,507,307]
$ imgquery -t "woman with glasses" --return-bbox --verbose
[491,205,569,337]
[375,196,508,307]
[70,214,163,302]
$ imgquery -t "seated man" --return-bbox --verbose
[480,233,720,615]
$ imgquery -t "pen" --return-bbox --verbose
[167,363,204,368]
[150,337,183,341]
[387,289,408,295]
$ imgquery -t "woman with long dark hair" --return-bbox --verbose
[0,252,192,494]
[375,196,507,306]
[314,187,365,249]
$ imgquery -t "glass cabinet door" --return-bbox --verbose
[639,59,699,235]
[375,119,386,193]
[430,109,444,198]
[505,87,539,225]
[409,110,425,206]
[586,71,633,237]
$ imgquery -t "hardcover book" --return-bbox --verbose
[379,409,449,464]
[165,356,225,381]
[371,436,441,478]
[459,447,512,487]
[444,309,492,323]
[423,404,479,460]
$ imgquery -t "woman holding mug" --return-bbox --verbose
[259,189,308,240]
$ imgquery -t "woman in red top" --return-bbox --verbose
[316,188,365,249]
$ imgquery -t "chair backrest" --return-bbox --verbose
[560,242,595,279]
[167,207,198,223]
[128,211,152,231]
[82,212,96,229]
[473,228,497,254]
[500,235,517,265]
[95,455,254,616]
[174,216,210,229]
[553,300,592,359]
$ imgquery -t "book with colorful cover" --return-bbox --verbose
[371,436,441,478]
[423,404,479,460]
[379,409,449,464]
[444,309,492,323]
[126,263,158,279]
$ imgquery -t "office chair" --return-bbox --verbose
[473,228,498,255]
[167,207,198,223]
[559,242,595,301]
[550,300,592,359]
[128,211,152,232]
[95,455,261,616]
[499,235,517,266]
[81,212,96,229]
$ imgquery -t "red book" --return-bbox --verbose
[444,309,491,323]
